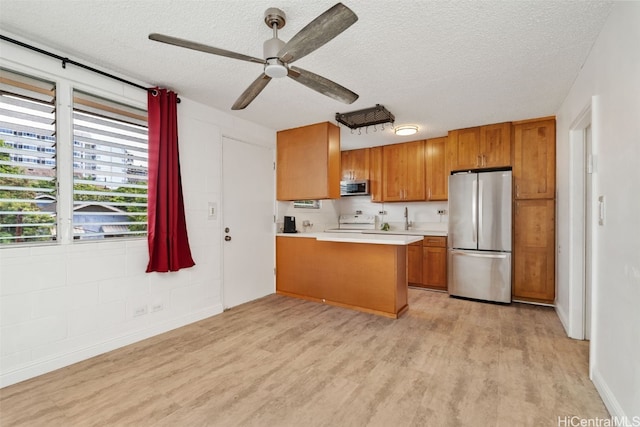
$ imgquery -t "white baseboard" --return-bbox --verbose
[555,303,572,337]
[1,304,223,388]
[591,366,628,419]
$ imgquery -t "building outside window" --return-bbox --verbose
[0,68,148,245]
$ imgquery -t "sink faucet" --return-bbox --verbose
[404,206,409,230]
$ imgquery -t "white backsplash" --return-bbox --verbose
[277,195,448,233]
[276,199,341,233]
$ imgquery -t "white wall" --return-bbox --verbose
[555,2,640,418]
[0,38,275,387]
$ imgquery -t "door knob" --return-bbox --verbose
[225,235,231,241]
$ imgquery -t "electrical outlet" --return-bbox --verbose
[151,303,164,312]
[133,305,147,317]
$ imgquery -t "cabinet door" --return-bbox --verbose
[369,146,384,202]
[448,127,481,171]
[422,237,447,290]
[404,140,426,201]
[513,119,556,199]
[341,148,370,181]
[382,143,406,201]
[426,137,448,200]
[422,246,447,290]
[408,241,423,285]
[513,199,555,302]
[480,122,511,168]
[276,122,340,201]
[382,140,425,201]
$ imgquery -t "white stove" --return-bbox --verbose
[326,214,377,232]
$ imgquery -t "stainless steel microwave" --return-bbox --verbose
[340,180,369,196]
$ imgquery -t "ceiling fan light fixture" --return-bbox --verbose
[264,58,288,78]
[394,125,418,136]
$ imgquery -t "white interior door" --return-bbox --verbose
[222,137,275,309]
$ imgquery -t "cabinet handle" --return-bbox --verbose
[482,154,486,167]
[516,184,520,198]
[477,155,481,167]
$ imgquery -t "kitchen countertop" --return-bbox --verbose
[321,229,448,237]
[363,229,447,237]
[276,232,423,245]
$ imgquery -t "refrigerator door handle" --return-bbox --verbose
[452,251,509,259]
[472,179,477,242]
[478,179,483,241]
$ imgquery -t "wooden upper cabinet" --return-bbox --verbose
[369,146,383,202]
[276,122,340,201]
[448,127,480,171]
[448,122,511,171]
[480,122,511,168]
[513,119,556,200]
[382,140,425,201]
[513,199,555,302]
[425,136,448,200]
[341,148,370,181]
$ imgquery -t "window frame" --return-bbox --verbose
[0,64,148,247]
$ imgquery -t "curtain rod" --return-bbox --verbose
[1,34,181,102]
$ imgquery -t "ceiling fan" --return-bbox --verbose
[149,3,359,110]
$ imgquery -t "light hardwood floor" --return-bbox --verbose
[0,289,608,426]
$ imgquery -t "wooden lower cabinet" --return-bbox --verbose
[408,241,423,284]
[408,236,447,291]
[276,236,408,318]
[422,246,447,290]
[513,199,555,303]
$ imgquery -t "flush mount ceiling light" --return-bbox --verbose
[394,125,418,136]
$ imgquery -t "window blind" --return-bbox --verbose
[72,91,148,239]
[0,68,56,243]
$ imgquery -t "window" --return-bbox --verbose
[0,67,148,245]
[0,69,57,244]
[72,91,148,239]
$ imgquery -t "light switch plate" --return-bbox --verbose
[598,195,605,226]
[208,202,217,220]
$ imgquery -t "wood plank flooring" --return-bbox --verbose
[0,289,608,426]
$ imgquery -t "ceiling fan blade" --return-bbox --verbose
[278,3,358,64]
[232,74,272,110]
[149,33,265,65]
[288,66,358,104]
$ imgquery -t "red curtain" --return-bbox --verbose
[146,88,195,272]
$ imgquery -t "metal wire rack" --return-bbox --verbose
[335,104,395,132]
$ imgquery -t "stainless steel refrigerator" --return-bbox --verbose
[448,170,512,303]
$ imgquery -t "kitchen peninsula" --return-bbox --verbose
[276,233,423,318]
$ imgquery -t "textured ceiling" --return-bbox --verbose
[0,0,613,149]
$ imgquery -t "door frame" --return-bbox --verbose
[567,101,594,341]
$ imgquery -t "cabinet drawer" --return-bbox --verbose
[423,236,446,247]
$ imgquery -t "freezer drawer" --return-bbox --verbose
[448,250,511,303]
